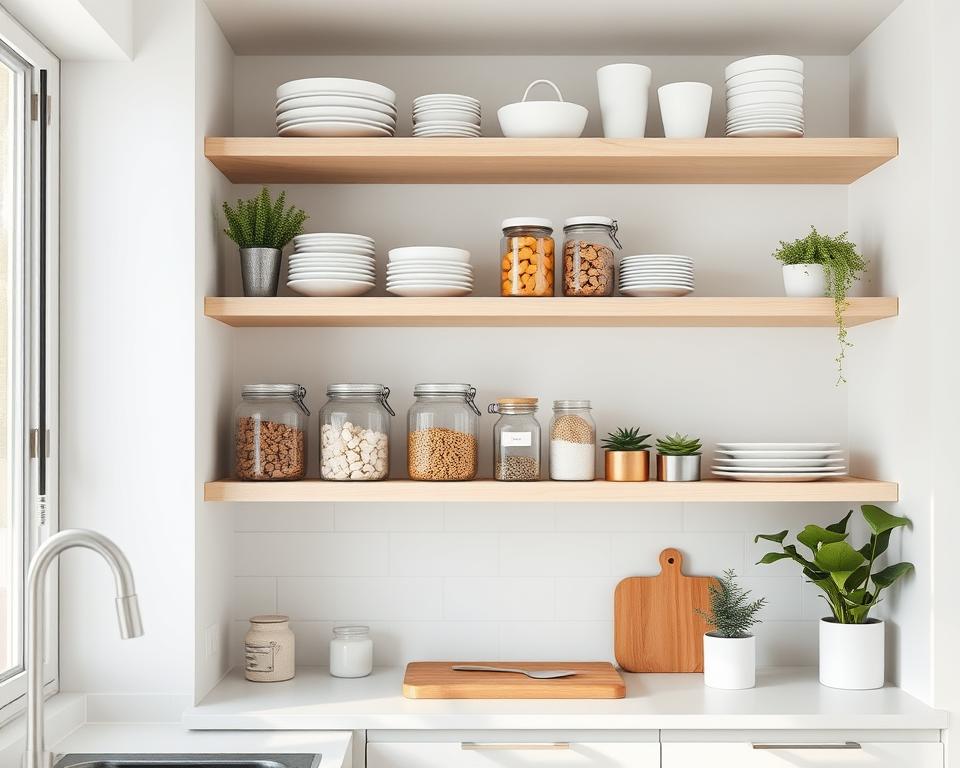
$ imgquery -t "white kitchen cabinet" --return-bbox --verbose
[367,741,658,768]
[662,741,942,768]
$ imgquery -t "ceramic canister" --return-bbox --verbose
[244,614,296,682]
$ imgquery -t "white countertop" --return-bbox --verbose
[183,666,948,731]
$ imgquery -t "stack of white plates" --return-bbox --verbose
[386,247,473,296]
[619,254,694,297]
[287,233,376,297]
[725,56,804,138]
[713,443,847,482]
[275,78,397,137]
[413,94,481,137]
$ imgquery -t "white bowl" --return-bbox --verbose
[725,56,804,80]
[277,78,396,103]
[726,81,803,98]
[727,91,803,109]
[287,278,375,297]
[388,246,471,263]
[726,69,805,89]
[498,79,587,138]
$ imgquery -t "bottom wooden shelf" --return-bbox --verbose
[204,477,897,504]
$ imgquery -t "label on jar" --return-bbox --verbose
[502,432,533,447]
[245,641,277,673]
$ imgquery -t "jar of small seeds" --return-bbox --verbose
[488,398,541,481]
[407,384,481,481]
[561,216,621,297]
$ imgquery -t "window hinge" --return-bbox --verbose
[29,429,50,459]
[30,94,51,125]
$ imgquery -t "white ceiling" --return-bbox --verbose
[204,0,903,56]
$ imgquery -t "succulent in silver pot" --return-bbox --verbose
[655,433,702,482]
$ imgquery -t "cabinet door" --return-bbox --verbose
[663,742,942,768]
[368,741,659,768]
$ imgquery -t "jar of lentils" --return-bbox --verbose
[549,400,596,481]
[319,384,394,481]
[500,218,555,296]
[488,397,541,481]
[234,384,309,481]
[407,384,481,481]
[561,216,621,297]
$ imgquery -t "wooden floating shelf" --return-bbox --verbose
[204,296,898,328]
[204,137,898,185]
[205,477,897,504]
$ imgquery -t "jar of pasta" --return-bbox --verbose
[500,218,555,297]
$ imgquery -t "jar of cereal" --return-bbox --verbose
[500,218,555,297]
[561,216,621,297]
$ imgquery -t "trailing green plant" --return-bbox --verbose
[755,505,913,624]
[695,569,766,638]
[773,227,867,384]
[656,433,702,456]
[222,187,308,249]
[601,427,651,452]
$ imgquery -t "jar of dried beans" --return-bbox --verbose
[549,400,596,480]
[561,216,621,297]
[320,384,394,481]
[407,384,481,481]
[235,384,309,481]
[500,218,555,297]
[488,398,541,481]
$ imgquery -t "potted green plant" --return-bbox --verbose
[773,227,867,383]
[601,427,651,481]
[695,569,766,689]
[223,187,308,297]
[655,433,702,482]
[755,504,913,690]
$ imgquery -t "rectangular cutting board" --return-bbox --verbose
[402,661,626,699]
[614,548,717,672]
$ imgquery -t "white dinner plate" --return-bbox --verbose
[290,266,375,276]
[277,78,396,103]
[414,93,480,104]
[388,247,471,263]
[621,277,694,284]
[279,122,393,138]
[387,267,473,277]
[620,286,694,297]
[620,267,694,274]
[714,457,845,467]
[387,284,472,297]
[293,249,376,259]
[413,128,482,135]
[277,114,395,130]
[290,257,376,266]
[717,452,843,461]
[274,94,397,115]
[726,82,804,97]
[413,132,482,138]
[719,442,840,450]
[727,127,804,138]
[727,91,804,109]
[296,232,374,242]
[290,272,376,283]
[276,90,396,111]
[713,464,846,473]
[621,274,694,282]
[387,277,473,287]
[728,103,804,116]
[290,253,375,262]
[726,69,805,88]
[727,120,805,130]
[725,56,804,80]
[276,105,398,125]
[727,124,804,133]
[414,108,481,120]
[713,470,847,482]
[286,278,375,297]
[622,257,692,266]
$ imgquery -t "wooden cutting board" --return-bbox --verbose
[614,548,717,673]
[402,661,626,699]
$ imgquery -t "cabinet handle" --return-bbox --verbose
[752,742,861,750]
[461,742,570,751]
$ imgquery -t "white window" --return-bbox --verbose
[0,8,58,718]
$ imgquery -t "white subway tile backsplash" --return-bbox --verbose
[231,577,277,620]
[610,532,744,577]
[276,577,337,619]
[738,576,803,621]
[444,502,555,531]
[754,620,819,666]
[443,578,555,620]
[498,621,614,661]
[555,503,683,532]
[235,532,389,576]
[500,532,612,576]
[682,502,849,532]
[278,577,443,621]
[367,621,500,664]
[234,503,335,532]
[335,502,443,531]
[555,577,618,620]
[389,532,499,576]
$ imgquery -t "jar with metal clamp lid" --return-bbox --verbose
[407,383,481,481]
[488,397,541,481]
[320,384,394,481]
[562,216,622,296]
[234,384,309,481]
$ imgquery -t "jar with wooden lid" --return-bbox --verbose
[244,615,295,682]
[488,397,541,481]
[500,218,555,296]
[407,384,481,481]
[561,216,622,297]
[234,384,309,481]
[549,400,596,480]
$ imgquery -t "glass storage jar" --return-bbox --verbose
[500,217,555,297]
[488,397,541,481]
[407,383,480,481]
[319,384,394,481]
[234,384,309,481]
[561,216,622,297]
[329,625,373,678]
[549,400,596,481]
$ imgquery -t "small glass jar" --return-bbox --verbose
[500,217,555,297]
[407,383,480,481]
[329,625,373,678]
[234,384,309,481]
[244,615,295,682]
[549,400,596,481]
[561,216,622,297]
[319,384,394,481]
[488,397,541,481]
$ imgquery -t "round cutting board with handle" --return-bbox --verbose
[614,548,717,672]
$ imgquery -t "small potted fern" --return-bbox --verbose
[223,187,308,297]
[696,569,766,690]
[656,433,702,482]
[602,427,651,482]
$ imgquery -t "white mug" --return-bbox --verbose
[597,63,652,138]
[658,82,713,138]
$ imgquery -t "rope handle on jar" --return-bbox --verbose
[379,386,396,416]
[522,79,565,103]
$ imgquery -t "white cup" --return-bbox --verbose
[597,63,652,138]
[658,82,713,138]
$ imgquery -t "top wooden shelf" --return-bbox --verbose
[204,137,898,185]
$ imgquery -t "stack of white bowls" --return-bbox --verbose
[725,56,804,138]
[275,77,397,137]
[713,443,847,482]
[386,247,473,296]
[287,233,376,297]
[618,254,694,297]
[413,94,481,137]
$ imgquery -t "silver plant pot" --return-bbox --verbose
[240,247,282,297]
[656,453,701,482]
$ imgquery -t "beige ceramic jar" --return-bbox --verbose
[244,615,295,682]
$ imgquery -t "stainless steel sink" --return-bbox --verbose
[54,755,321,768]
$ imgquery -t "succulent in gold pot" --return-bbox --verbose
[602,427,651,482]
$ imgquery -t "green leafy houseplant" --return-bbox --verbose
[656,433,702,456]
[222,187,308,249]
[773,227,867,384]
[601,428,651,452]
[696,569,766,638]
[755,505,913,624]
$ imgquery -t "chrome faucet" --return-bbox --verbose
[24,530,143,768]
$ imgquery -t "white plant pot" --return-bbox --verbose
[703,632,756,689]
[819,618,885,690]
[782,263,827,297]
